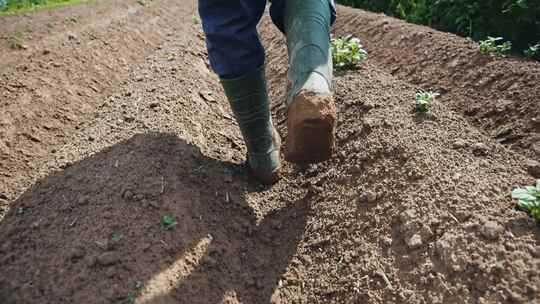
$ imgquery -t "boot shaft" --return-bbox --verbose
[285,0,333,106]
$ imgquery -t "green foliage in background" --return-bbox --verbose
[1,0,84,13]
[524,43,540,60]
[337,0,540,56]
[479,36,512,55]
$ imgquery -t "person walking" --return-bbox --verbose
[198,0,337,184]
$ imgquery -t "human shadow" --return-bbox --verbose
[0,132,309,304]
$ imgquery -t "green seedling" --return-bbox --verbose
[8,30,25,50]
[415,91,439,114]
[512,179,540,221]
[16,207,28,215]
[111,232,122,242]
[331,35,367,69]
[136,0,145,6]
[524,44,539,59]
[479,36,512,55]
[115,281,143,304]
[162,215,176,228]
[192,15,200,24]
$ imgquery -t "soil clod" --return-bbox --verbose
[525,159,540,178]
[481,221,504,240]
[97,252,120,267]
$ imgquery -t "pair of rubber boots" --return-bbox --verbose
[220,0,336,184]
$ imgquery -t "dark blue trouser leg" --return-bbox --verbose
[198,0,267,79]
[198,0,336,79]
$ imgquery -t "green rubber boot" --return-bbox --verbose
[284,0,337,164]
[220,66,281,184]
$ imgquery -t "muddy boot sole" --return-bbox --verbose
[285,90,336,163]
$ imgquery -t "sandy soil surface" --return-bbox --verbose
[0,1,539,303]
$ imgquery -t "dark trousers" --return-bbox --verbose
[198,0,336,79]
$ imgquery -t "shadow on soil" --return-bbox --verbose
[0,133,309,304]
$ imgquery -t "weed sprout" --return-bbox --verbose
[331,35,367,69]
[415,91,439,114]
[512,180,540,221]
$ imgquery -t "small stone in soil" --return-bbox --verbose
[406,234,423,249]
[199,90,216,102]
[452,139,468,149]
[148,200,160,209]
[77,196,90,206]
[525,159,540,178]
[472,143,489,156]
[399,209,417,223]
[97,252,119,266]
[359,191,378,204]
[69,247,86,261]
[480,221,504,240]
[124,115,135,122]
[122,190,134,201]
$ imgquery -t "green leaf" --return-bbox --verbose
[111,232,122,242]
[162,215,175,228]
[512,188,535,201]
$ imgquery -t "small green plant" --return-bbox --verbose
[512,180,540,221]
[1,0,89,14]
[16,207,29,215]
[479,36,512,55]
[524,43,539,59]
[192,15,200,24]
[8,30,25,50]
[115,281,143,304]
[111,232,122,242]
[162,215,176,228]
[415,91,439,114]
[331,35,367,69]
[136,0,145,6]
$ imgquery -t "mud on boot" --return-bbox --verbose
[220,66,282,184]
[284,0,337,164]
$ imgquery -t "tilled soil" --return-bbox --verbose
[333,7,540,162]
[0,0,196,214]
[1,2,539,304]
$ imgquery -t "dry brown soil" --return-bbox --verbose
[0,1,539,304]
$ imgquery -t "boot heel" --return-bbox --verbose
[285,90,336,163]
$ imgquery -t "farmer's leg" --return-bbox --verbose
[198,0,281,184]
[270,0,337,163]
[269,0,336,34]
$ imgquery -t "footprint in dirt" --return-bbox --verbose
[0,133,310,304]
